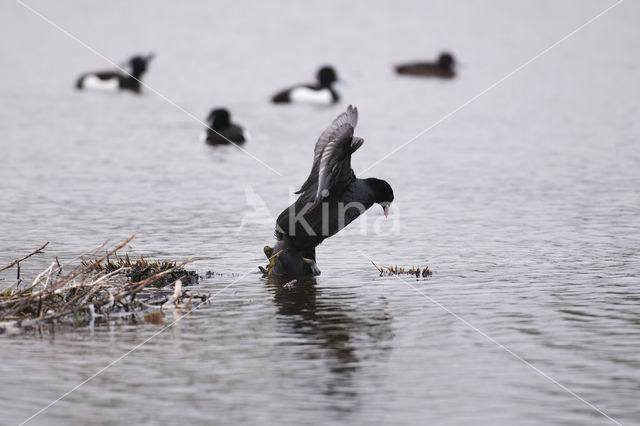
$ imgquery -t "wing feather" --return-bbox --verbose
[275,105,365,241]
[296,105,359,198]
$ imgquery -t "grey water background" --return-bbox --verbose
[1,0,639,424]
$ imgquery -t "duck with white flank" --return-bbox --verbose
[272,66,340,105]
[203,108,248,146]
[266,106,394,276]
[395,52,456,78]
[76,53,154,93]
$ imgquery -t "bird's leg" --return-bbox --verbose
[258,265,269,277]
[265,250,284,276]
[263,245,274,259]
[259,246,277,277]
[303,258,321,276]
[261,246,274,277]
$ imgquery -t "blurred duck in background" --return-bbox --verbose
[76,53,154,93]
[272,66,340,105]
[395,52,456,78]
[203,108,248,146]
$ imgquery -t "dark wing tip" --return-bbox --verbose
[350,136,364,153]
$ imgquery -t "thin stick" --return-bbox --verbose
[0,242,49,273]
[48,234,136,292]
[369,260,383,274]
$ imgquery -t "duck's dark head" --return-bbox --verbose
[366,178,394,217]
[129,53,154,76]
[317,66,338,87]
[207,108,231,130]
[438,53,455,70]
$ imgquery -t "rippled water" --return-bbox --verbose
[1,0,639,425]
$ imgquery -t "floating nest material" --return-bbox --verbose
[0,235,205,334]
[83,253,199,287]
[371,261,433,277]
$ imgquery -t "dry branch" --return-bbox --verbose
[0,242,49,273]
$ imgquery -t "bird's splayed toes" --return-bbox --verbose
[259,245,321,278]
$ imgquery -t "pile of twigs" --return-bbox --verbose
[371,261,432,277]
[83,253,199,287]
[0,235,205,333]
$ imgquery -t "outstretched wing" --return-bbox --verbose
[296,105,362,203]
[313,130,362,207]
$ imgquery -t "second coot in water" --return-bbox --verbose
[203,108,248,146]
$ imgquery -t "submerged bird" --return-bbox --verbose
[268,105,394,276]
[272,66,340,105]
[395,52,456,78]
[76,53,155,93]
[203,108,248,146]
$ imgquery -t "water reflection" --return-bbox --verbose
[266,276,393,412]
